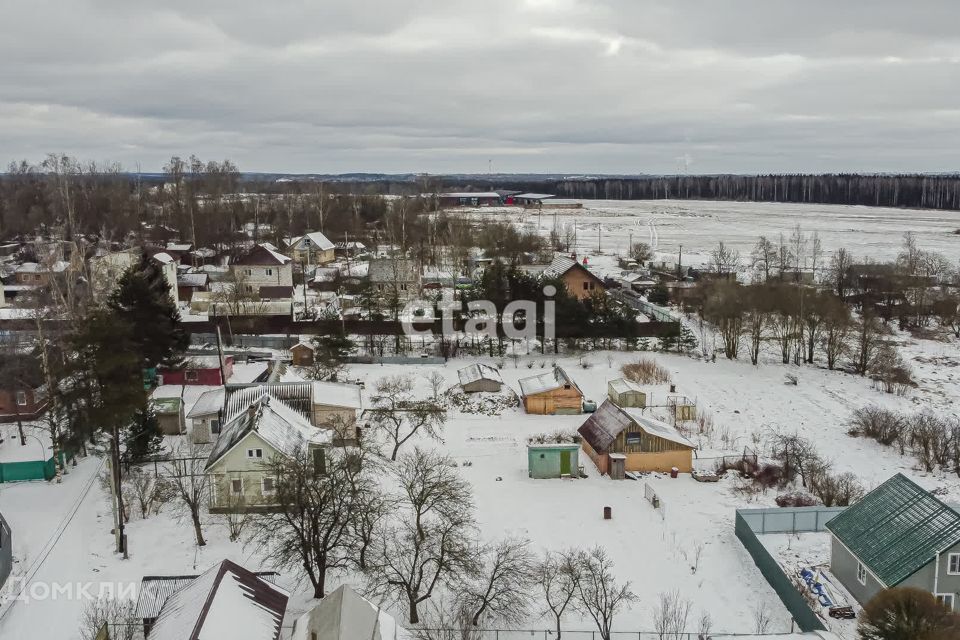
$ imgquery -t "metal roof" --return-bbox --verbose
[825,473,960,587]
[458,363,503,387]
[135,571,280,620]
[513,193,555,200]
[518,367,581,397]
[186,388,224,418]
[578,399,694,453]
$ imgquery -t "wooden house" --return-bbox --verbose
[205,392,332,511]
[577,399,695,475]
[457,364,503,393]
[519,367,583,415]
[542,255,605,301]
[607,378,646,408]
[287,231,335,266]
[0,354,47,423]
[290,342,315,366]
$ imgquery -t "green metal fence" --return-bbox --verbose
[734,510,826,632]
[0,453,63,483]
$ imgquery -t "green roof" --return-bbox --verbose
[825,473,960,586]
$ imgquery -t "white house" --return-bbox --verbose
[231,243,294,298]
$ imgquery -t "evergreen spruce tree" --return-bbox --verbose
[125,404,164,462]
[108,253,188,370]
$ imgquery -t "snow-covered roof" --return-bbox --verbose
[206,392,332,469]
[622,407,695,448]
[312,381,363,409]
[518,367,580,397]
[458,363,502,387]
[152,252,175,265]
[290,231,335,252]
[135,571,280,621]
[439,192,501,199]
[579,400,694,453]
[513,193,555,200]
[186,388,224,418]
[147,560,288,640]
[166,243,192,252]
[291,585,411,640]
[224,383,312,422]
[608,378,644,395]
[177,273,209,287]
[234,244,292,266]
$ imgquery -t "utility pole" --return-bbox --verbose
[215,325,227,386]
[597,223,601,253]
[678,244,683,280]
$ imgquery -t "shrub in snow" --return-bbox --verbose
[621,357,672,385]
[775,492,818,508]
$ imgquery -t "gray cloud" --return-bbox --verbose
[1,0,959,173]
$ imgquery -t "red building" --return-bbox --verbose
[0,355,48,423]
[159,355,234,386]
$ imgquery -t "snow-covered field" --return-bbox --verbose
[2,327,958,638]
[452,199,960,268]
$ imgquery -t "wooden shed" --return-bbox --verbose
[290,342,316,366]
[577,399,695,475]
[519,367,583,415]
[458,364,503,393]
[607,378,646,408]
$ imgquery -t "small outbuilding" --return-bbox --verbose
[577,399,695,475]
[457,364,503,394]
[290,342,316,366]
[152,397,185,436]
[519,367,583,415]
[607,378,647,408]
[527,442,580,479]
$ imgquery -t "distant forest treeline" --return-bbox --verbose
[443,174,960,211]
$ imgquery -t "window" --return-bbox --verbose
[247,448,263,459]
[261,477,276,495]
[265,268,273,276]
[185,370,198,382]
[582,282,589,290]
[313,448,327,476]
[949,553,960,575]
[210,419,221,435]
[231,478,243,494]
[243,268,252,276]
[626,432,642,445]
[15,391,27,406]
[936,593,955,611]
[856,562,866,585]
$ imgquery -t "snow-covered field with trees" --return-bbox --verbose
[2,329,959,638]
[454,199,960,269]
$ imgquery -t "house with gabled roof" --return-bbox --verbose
[519,367,583,415]
[535,254,605,301]
[287,231,335,266]
[205,392,332,511]
[825,473,960,612]
[144,559,288,640]
[231,243,294,298]
[577,399,695,477]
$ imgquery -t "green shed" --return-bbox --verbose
[527,443,580,479]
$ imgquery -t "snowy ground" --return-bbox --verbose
[760,533,858,640]
[2,326,957,638]
[450,199,960,270]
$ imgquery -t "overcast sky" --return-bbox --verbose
[2,0,959,174]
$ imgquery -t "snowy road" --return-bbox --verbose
[0,457,105,639]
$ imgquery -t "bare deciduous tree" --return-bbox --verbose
[165,441,211,546]
[458,537,535,627]
[79,597,137,640]
[653,589,693,639]
[572,547,637,640]
[367,448,478,624]
[249,445,379,598]
[538,549,581,640]
[369,375,447,461]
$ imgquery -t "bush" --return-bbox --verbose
[850,406,907,447]
[809,470,865,507]
[621,357,672,385]
[859,587,960,640]
[775,492,818,507]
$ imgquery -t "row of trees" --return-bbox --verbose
[850,406,960,475]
